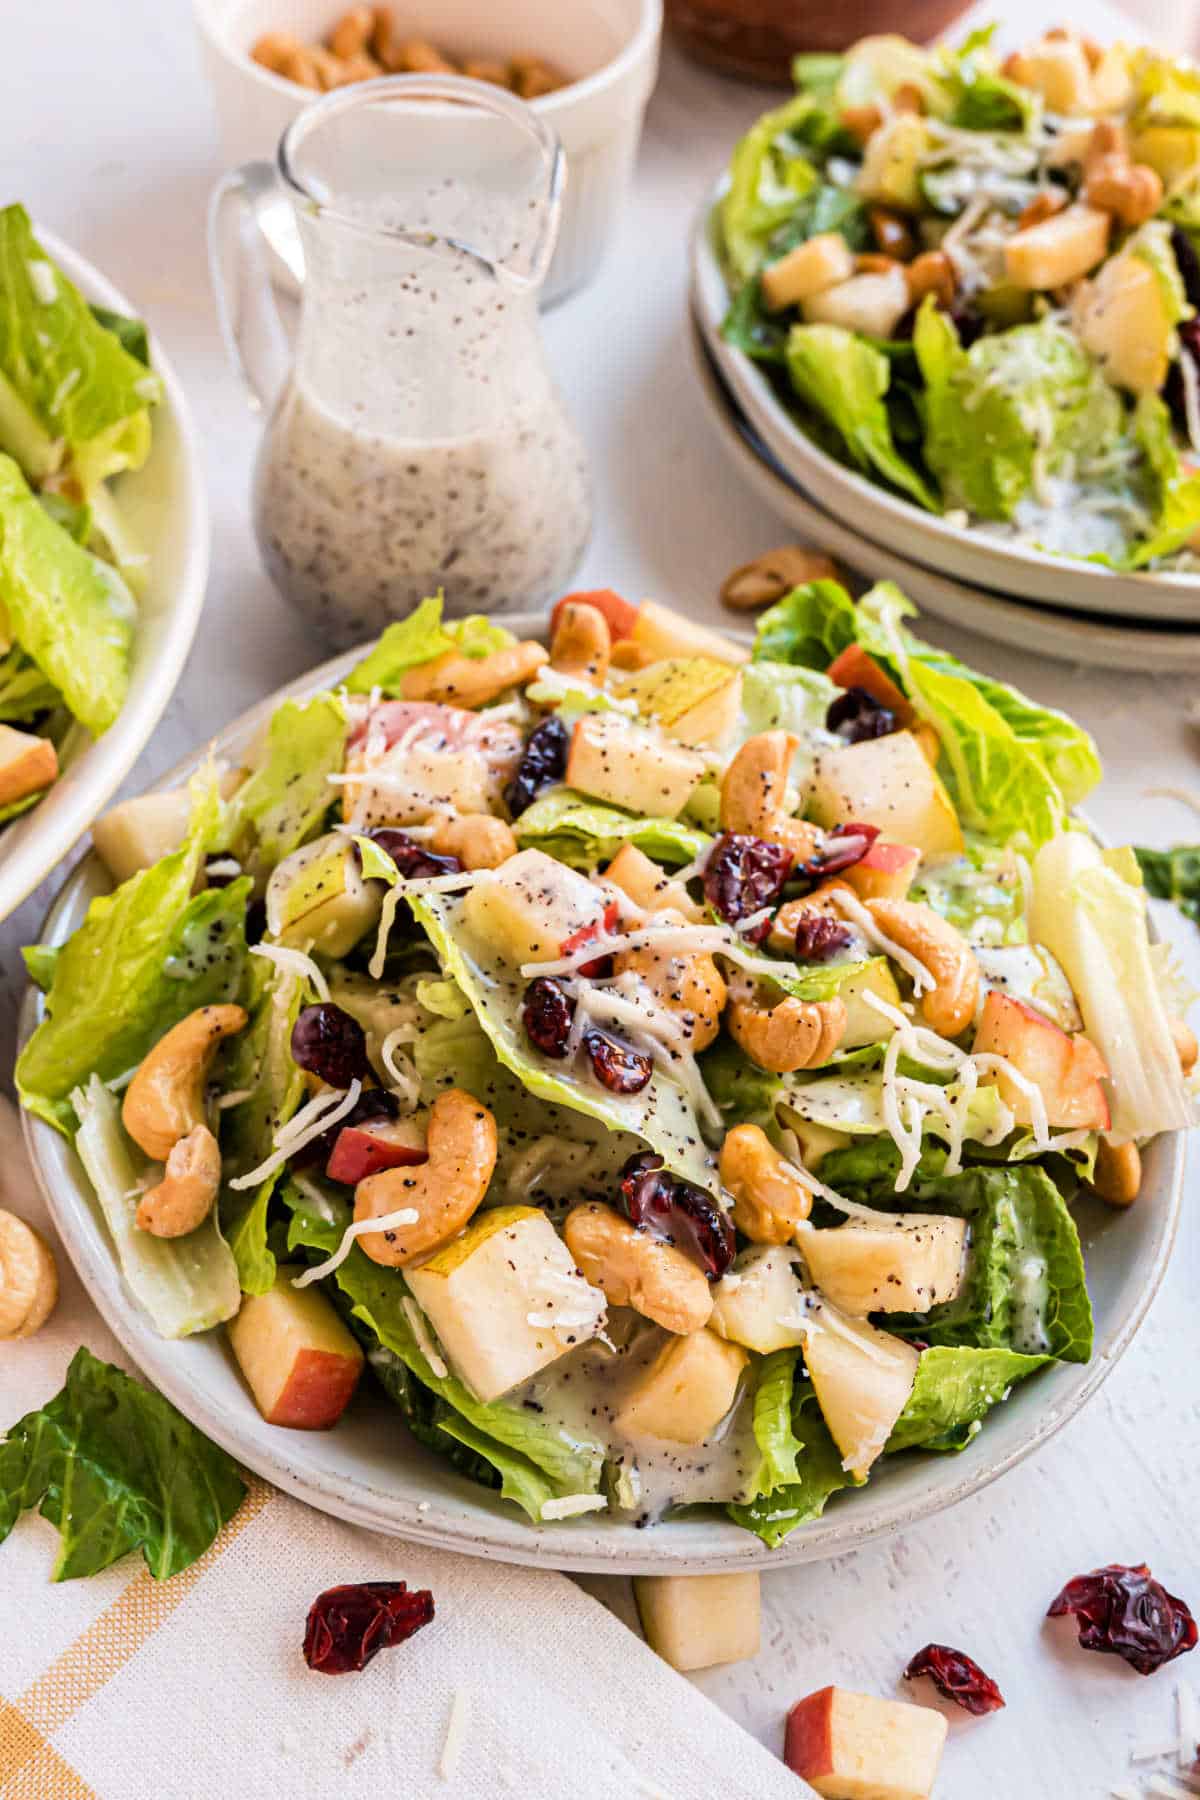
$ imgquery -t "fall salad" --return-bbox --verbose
[0,204,157,824]
[18,585,1196,1540]
[717,25,1200,569]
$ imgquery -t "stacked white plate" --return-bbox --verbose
[689,190,1200,673]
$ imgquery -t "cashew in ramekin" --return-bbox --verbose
[866,897,979,1038]
[549,601,611,684]
[354,1088,497,1266]
[400,642,548,708]
[430,812,518,870]
[1092,1138,1141,1207]
[563,1202,713,1335]
[136,1125,223,1238]
[718,1125,813,1244]
[727,976,846,1074]
[613,909,727,1053]
[122,1004,249,1162]
[720,731,820,865]
[0,1209,59,1338]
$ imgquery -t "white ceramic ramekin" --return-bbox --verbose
[193,0,662,304]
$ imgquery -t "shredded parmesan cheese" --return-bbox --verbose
[540,1493,608,1521]
[251,941,330,1001]
[230,1080,363,1191]
[827,888,934,995]
[292,1202,420,1288]
[402,1295,448,1377]
[438,1688,470,1782]
[369,885,403,980]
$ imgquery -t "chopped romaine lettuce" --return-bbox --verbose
[0,1347,244,1580]
[740,659,837,745]
[1135,842,1200,921]
[1030,834,1194,1140]
[343,593,514,694]
[718,93,826,285]
[1127,392,1200,568]
[785,326,940,511]
[89,304,151,367]
[0,454,132,734]
[911,842,1028,947]
[938,26,1038,132]
[71,1075,241,1338]
[225,691,346,871]
[742,1347,803,1499]
[17,772,231,1132]
[0,205,161,490]
[0,643,58,722]
[888,1345,1050,1453]
[726,1380,850,1543]
[752,577,858,668]
[512,789,710,870]
[780,1067,1011,1148]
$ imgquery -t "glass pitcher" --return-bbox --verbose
[209,77,592,649]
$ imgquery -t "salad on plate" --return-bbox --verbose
[0,203,158,826]
[18,584,1195,1542]
[716,25,1200,570]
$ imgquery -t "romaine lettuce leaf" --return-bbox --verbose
[1135,842,1200,921]
[914,302,1124,521]
[785,325,940,511]
[910,842,1028,947]
[17,772,231,1132]
[718,93,826,285]
[513,789,710,870]
[699,1036,785,1134]
[743,1348,803,1499]
[0,454,132,734]
[726,1380,849,1544]
[752,578,858,668]
[0,1347,244,1581]
[938,25,1038,131]
[225,691,346,871]
[409,889,719,1194]
[1127,391,1200,568]
[72,1075,241,1338]
[780,1066,1011,1147]
[90,304,151,367]
[740,659,838,743]
[0,205,161,490]
[343,594,515,694]
[888,1344,1050,1452]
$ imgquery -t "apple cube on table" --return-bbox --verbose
[786,1687,948,1800]
[634,1572,761,1671]
[228,1271,364,1429]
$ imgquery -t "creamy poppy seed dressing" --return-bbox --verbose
[253,187,590,648]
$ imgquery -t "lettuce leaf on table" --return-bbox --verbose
[0,454,133,734]
[0,1348,244,1580]
[0,205,161,490]
[17,772,237,1133]
[513,790,710,871]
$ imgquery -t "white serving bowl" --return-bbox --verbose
[19,616,1185,1573]
[692,186,1200,624]
[0,231,208,927]
[194,0,662,305]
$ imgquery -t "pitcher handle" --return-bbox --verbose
[208,161,295,413]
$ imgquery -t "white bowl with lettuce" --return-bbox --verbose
[17,592,1190,1574]
[0,207,207,921]
[694,27,1200,622]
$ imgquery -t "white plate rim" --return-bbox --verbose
[0,228,209,924]
[690,186,1200,625]
[18,628,1187,1574]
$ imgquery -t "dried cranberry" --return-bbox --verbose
[583,1030,653,1094]
[794,914,854,962]
[505,715,568,817]
[703,834,794,940]
[826,686,897,743]
[303,1581,434,1674]
[291,1002,371,1090]
[291,1087,399,1170]
[245,898,267,945]
[903,1643,1005,1715]
[619,1151,735,1281]
[1173,225,1200,311]
[203,854,243,889]
[364,829,462,880]
[1048,1565,1198,1676]
[807,821,881,879]
[1166,320,1200,440]
[523,978,574,1058]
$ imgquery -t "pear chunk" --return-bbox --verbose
[800,1215,968,1315]
[810,731,962,857]
[801,1299,919,1478]
[615,1328,748,1445]
[462,847,609,967]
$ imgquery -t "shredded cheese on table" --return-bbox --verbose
[229,1080,363,1191]
[438,1689,470,1782]
[250,941,329,1001]
[291,1204,420,1288]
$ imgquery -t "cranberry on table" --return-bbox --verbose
[303,1581,434,1674]
[291,1002,371,1089]
[505,715,568,817]
[703,833,793,940]
[903,1643,1005,1715]
[1047,1564,1198,1676]
[619,1151,735,1280]
[584,1030,653,1094]
[523,977,574,1058]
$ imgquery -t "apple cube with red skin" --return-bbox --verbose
[826,647,915,727]
[786,1687,948,1800]
[228,1271,364,1429]
[841,839,921,903]
[973,989,1109,1130]
[326,1116,428,1185]
[550,588,638,642]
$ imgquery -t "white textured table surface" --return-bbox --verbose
[3,2,1199,1795]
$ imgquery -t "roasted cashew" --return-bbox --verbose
[609,640,656,673]
[136,1125,222,1238]
[1082,121,1162,228]
[400,642,548,708]
[720,548,838,613]
[549,601,610,684]
[354,1088,498,1266]
[0,1209,58,1339]
[122,1004,248,1161]
[430,811,517,870]
[727,975,846,1074]
[866,897,979,1038]
[563,1202,712,1335]
[718,1125,813,1244]
[613,907,727,1052]
[905,251,956,308]
[768,879,849,955]
[720,730,820,865]
[604,843,704,922]
[1092,1139,1141,1208]
[329,6,373,57]
[1170,1017,1198,1076]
